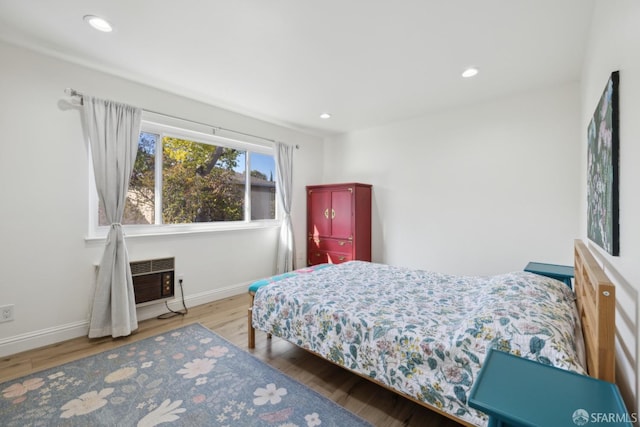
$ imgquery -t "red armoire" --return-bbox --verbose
[306,183,372,266]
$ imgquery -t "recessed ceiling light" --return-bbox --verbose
[84,15,113,32]
[462,67,479,78]
[320,113,331,119]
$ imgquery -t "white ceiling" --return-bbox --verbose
[0,0,595,136]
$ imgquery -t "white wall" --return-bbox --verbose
[581,0,640,415]
[324,83,581,276]
[0,41,323,356]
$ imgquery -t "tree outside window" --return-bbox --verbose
[98,127,276,228]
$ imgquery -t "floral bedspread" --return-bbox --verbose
[251,261,585,427]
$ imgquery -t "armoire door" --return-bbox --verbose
[308,189,331,237]
[330,189,353,239]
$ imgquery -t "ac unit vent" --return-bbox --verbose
[130,260,152,276]
[130,258,174,276]
[151,257,175,272]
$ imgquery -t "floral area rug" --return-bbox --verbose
[1,323,372,427]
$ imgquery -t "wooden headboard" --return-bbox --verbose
[574,239,616,382]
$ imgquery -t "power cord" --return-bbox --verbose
[157,278,188,319]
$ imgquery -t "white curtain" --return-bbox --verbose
[275,142,295,273]
[82,96,142,338]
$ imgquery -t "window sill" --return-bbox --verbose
[85,220,281,243]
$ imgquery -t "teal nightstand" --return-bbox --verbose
[524,261,574,289]
[469,349,632,427]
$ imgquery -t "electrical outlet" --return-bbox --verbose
[0,304,14,323]
[178,274,184,281]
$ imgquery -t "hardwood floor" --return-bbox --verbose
[0,294,463,427]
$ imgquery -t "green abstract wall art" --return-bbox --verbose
[587,71,619,256]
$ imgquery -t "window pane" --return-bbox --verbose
[98,132,157,226]
[162,136,245,223]
[250,153,276,220]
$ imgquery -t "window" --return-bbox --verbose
[249,153,277,220]
[92,118,278,236]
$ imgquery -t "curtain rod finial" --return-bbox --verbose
[65,88,83,98]
[65,88,84,105]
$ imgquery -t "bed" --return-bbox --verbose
[247,240,615,426]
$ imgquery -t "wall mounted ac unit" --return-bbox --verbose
[129,257,175,305]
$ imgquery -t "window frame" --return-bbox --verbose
[87,116,279,240]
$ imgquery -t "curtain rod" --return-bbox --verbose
[64,88,299,149]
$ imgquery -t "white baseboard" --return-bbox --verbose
[0,282,248,358]
[0,320,90,358]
